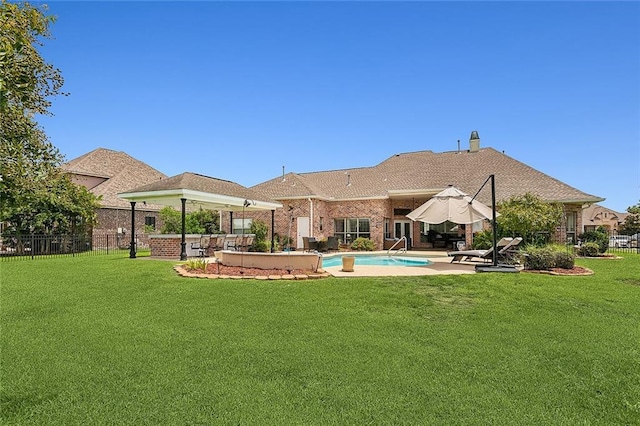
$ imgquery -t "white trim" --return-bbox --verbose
[118,188,282,211]
[387,188,444,198]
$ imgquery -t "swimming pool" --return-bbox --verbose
[322,255,431,268]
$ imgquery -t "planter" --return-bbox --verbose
[342,256,355,272]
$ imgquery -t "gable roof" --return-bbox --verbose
[62,148,167,209]
[119,172,281,212]
[252,147,604,206]
[582,204,627,223]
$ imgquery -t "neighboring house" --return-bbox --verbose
[248,132,604,250]
[62,148,167,237]
[581,204,627,233]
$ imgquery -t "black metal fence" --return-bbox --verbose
[604,231,640,254]
[0,233,151,261]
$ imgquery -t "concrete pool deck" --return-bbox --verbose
[321,251,477,277]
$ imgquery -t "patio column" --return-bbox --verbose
[271,209,275,253]
[129,201,136,259]
[229,212,233,233]
[180,198,187,260]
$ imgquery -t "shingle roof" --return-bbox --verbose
[252,147,604,205]
[119,172,281,212]
[62,148,167,209]
[582,204,627,222]
[129,172,276,203]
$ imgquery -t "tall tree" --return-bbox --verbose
[619,201,640,235]
[497,192,563,244]
[1,1,98,236]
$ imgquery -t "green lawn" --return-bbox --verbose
[1,254,639,424]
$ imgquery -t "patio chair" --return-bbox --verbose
[448,237,513,263]
[326,236,339,252]
[210,234,225,251]
[191,234,211,257]
[302,237,317,252]
[238,234,255,252]
[224,234,239,251]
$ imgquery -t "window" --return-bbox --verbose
[420,220,458,235]
[144,216,156,231]
[384,218,391,239]
[334,218,370,244]
[566,212,577,244]
[232,218,252,234]
[393,208,412,216]
[420,220,461,243]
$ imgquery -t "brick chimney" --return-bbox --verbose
[469,130,480,152]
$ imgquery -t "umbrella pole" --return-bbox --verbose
[471,174,518,273]
[491,174,497,267]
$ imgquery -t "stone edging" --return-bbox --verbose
[575,256,623,260]
[174,265,331,280]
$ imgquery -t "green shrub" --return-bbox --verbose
[472,230,494,250]
[351,237,375,251]
[159,206,218,234]
[554,251,575,269]
[578,242,600,257]
[523,246,555,270]
[250,220,268,242]
[248,220,270,252]
[251,240,270,253]
[143,224,156,234]
[579,229,608,253]
[524,245,576,270]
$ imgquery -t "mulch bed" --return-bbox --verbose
[524,266,594,276]
[179,263,324,278]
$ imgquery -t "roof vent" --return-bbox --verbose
[469,131,480,153]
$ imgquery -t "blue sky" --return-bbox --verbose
[37,1,639,212]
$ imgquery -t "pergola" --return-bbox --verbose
[118,172,282,260]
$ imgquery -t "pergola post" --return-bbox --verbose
[129,201,136,258]
[180,198,187,260]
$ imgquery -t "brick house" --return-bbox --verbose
[62,148,167,239]
[581,204,627,233]
[247,132,604,250]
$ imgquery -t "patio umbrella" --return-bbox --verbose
[406,186,496,225]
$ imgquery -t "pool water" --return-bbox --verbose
[322,255,431,268]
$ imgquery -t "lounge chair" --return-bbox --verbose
[448,237,513,263]
[496,237,524,264]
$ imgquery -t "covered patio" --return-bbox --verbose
[118,172,282,260]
